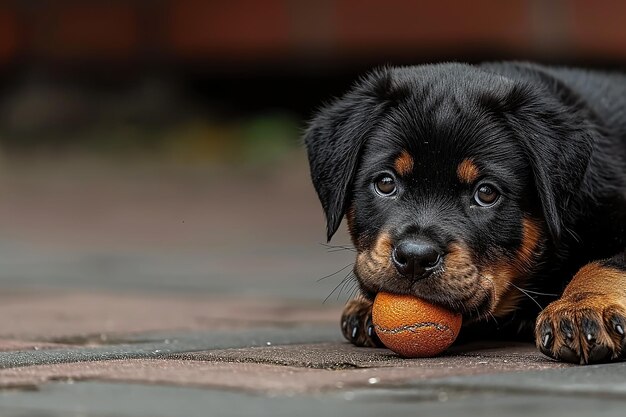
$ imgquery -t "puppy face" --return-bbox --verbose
[348,122,541,319]
[305,64,591,321]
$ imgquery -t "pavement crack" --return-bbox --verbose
[182,355,364,370]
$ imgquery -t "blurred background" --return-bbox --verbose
[0,0,624,302]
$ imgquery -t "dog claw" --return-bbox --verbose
[616,324,624,335]
[560,319,574,341]
[341,299,383,348]
[538,321,554,354]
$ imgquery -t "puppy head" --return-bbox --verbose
[305,64,593,320]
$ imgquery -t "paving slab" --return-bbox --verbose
[0,155,357,301]
[0,359,348,392]
[407,361,626,397]
[0,291,341,340]
[2,380,626,417]
[0,326,342,370]
[171,341,565,371]
[0,243,356,300]
[0,340,69,352]
[0,342,566,393]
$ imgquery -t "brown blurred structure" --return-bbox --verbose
[1,0,626,72]
[0,1,625,151]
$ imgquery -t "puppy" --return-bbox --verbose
[304,62,626,364]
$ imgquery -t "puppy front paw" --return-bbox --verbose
[536,292,626,364]
[341,298,383,347]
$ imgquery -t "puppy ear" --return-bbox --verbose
[304,69,392,241]
[505,83,595,243]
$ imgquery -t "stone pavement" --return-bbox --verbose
[2,289,626,417]
[0,154,625,416]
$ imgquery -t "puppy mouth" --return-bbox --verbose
[355,243,499,320]
[358,268,496,319]
[410,270,497,318]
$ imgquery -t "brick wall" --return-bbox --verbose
[0,0,625,68]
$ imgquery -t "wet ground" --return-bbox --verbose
[0,152,624,416]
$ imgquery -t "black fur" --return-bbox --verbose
[305,71,395,241]
[305,62,626,342]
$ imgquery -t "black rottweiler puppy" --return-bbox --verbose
[304,62,626,364]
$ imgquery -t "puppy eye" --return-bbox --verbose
[374,175,397,196]
[473,184,499,207]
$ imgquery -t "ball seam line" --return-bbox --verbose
[374,322,454,335]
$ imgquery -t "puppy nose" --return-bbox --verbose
[392,240,442,279]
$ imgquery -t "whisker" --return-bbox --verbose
[336,274,353,301]
[320,243,356,252]
[345,279,360,301]
[564,225,582,244]
[488,312,499,326]
[350,287,360,300]
[508,282,545,311]
[340,273,361,301]
[512,287,558,297]
[480,274,551,316]
[316,263,354,282]
[323,275,350,304]
[323,270,356,304]
[326,248,354,253]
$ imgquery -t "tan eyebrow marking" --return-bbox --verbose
[394,150,414,176]
[457,158,480,184]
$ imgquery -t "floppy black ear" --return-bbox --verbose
[304,69,392,241]
[504,82,595,243]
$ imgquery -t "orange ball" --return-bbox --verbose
[372,292,462,358]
